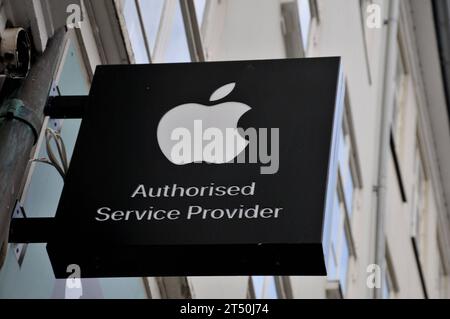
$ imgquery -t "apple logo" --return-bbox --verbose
[157,82,251,165]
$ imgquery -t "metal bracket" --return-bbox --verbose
[44,95,88,119]
[49,118,64,132]
[11,201,28,267]
[9,216,56,244]
[47,83,64,132]
[0,99,40,144]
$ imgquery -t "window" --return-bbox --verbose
[339,95,362,218]
[282,0,318,58]
[122,0,151,63]
[339,119,355,216]
[193,0,207,28]
[297,0,312,50]
[325,187,352,294]
[250,276,279,299]
[323,93,360,297]
[162,1,192,63]
[137,0,165,56]
[119,0,193,63]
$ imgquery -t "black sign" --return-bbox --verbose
[45,58,343,278]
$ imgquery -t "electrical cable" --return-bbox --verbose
[31,127,69,180]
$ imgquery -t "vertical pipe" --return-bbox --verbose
[374,0,400,299]
[0,29,67,260]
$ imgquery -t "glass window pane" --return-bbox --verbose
[338,129,354,215]
[327,244,338,281]
[252,276,265,299]
[137,0,165,55]
[342,163,354,214]
[263,277,279,299]
[164,1,191,63]
[252,276,278,299]
[123,0,150,63]
[194,0,207,28]
[326,192,341,281]
[330,193,341,248]
[297,0,312,50]
[338,129,349,168]
[338,130,349,180]
[323,191,339,264]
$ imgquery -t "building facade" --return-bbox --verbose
[0,0,449,299]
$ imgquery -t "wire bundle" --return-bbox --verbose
[32,128,68,179]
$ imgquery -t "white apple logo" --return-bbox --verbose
[157,82,251,165]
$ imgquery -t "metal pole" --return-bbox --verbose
[374,0,400,299]
[0,29,67,262]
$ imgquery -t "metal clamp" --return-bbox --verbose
[11,201,28,267]
[0,98,40,144]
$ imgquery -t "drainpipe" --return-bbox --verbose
[374,0,400,299]
[0,29,67,268]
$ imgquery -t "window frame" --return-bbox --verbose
[117,0,206,64]
[249,276,283,299]
[281,0,319,58]
[324,88,361,297]
[325,182,355,296]
[180,0,206,62]
[297,0,314,51]
[338,89,363,221]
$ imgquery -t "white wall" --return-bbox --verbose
[204,0,286,61]
[189,277,249,299]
